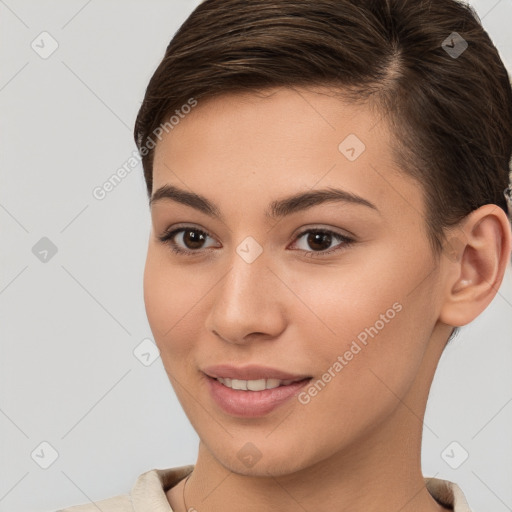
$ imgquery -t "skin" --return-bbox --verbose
[143,86,511,512]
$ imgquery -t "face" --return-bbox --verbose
[144,87,447,477]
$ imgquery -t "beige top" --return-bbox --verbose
[57,465,473,511]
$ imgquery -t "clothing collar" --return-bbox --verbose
[131,466,473,511]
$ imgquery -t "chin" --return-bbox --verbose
[206,438,314,478]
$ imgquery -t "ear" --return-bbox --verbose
[438,204,512,327]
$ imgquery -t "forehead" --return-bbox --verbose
[151,87,421,221]
[154,87,386,171]
[154,86,381,147]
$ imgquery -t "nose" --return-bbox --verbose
[204,247,287,345]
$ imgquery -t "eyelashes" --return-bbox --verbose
[292,228,355,257]
[157,225,355,258]
[159,227,216,255]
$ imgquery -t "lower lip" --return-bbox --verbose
[205,375,311,418]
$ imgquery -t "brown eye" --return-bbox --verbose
[158,226,355,258]
[305,231,334,251]
[158,227,218,255]
[181,229,208,250]
[292,228,355,258]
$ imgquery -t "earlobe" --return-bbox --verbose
[438,205,512,327]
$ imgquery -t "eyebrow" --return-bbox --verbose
[149,184,380,220]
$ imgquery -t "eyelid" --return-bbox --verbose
[289,226,355,255]
[291,223,356,241]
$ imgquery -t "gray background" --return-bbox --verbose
[0,1,511,511]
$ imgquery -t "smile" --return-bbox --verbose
[206,375,312,417]
[215,377,305,391]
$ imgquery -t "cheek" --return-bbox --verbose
[293,303,427,453]
[280,260,406,351]
[143,246,202,352]
[286,257,434,401]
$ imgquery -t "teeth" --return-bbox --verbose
[216,377,298,390]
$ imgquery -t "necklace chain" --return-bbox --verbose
[182,473,191,512]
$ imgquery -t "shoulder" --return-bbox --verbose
[424,476,473,512]
[56,493,132,512]
[56,465,195,512]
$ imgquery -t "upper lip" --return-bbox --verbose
[203,364,311,381]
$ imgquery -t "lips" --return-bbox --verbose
[202,364,311,381]
[202,364,312,417]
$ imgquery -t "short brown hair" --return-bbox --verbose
[134,0,512,259]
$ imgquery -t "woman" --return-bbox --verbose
[60,0,512,510]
